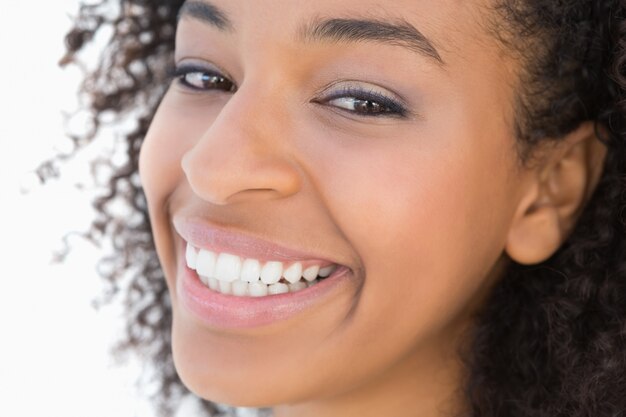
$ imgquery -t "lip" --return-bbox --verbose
[172,217,356,329]
[173,216,344,263]
[176,242,353,329]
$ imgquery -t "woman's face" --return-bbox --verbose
[140,0,530,414]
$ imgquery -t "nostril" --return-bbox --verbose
[227,188,289,203]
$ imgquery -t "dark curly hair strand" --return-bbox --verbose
[53,1,626,416]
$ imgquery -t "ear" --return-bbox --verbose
[505,122,607,265]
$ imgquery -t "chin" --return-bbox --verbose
[170,318,311,408]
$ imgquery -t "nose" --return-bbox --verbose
[181,88,302,205]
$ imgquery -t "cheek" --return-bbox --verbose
[313,118,519,345]
[138,97,207,284]
[139,98,194,204]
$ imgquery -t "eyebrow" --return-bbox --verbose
[178,1,232,30]
[299,18,443,64]
[178,1,444,65]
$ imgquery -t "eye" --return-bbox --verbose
[328,97,391,115]
[168,64,236,92]
[315,86,408,118]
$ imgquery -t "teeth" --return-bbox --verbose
[232,281,249,296]
[184,241,341,297]
[218,280,232,295]
[248,282,268,297]
[288,281,307,292]
[208,277,219,291]
[241,259,261,283]
[268,283,289,295]
[260,261,283,284]
[198,274,209,286]
[185,244,198,269]
[196,250,217,279]
[319,265,336,277]
[283,262,303,284]
[215,253,242,282]
[302,265,319,282]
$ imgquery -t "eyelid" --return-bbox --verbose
[313,81,414,118]
[166,61,236,91]
[166,63,415,118]
[325,87,407,116]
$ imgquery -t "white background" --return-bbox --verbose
[0,1,161,416]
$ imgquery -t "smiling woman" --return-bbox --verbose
[59,1,625,416]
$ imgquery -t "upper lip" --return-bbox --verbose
[172,215,346,265]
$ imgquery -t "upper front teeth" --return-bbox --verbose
[215,253,242,282]
[185,243,337,294]
[241,259,261,283]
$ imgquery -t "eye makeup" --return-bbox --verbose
[166,62,415,119]
[313,84,409,118]
[167,63,237,92]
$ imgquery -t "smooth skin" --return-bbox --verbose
[138,0,607,416]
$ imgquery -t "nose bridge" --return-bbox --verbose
[181,82,301,205]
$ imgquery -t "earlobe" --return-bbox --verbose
[505,195,563,264]
[505,182,564,265]
[505,122,607,265]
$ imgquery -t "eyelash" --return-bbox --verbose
[167,64,237,93]
[167,64,408,118]
[315,86,408,118]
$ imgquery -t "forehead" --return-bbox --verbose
[177,0,500,64]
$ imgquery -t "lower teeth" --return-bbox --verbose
[204,275,327,297]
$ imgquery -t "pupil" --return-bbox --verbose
[356,99,382,113]
[202,74,231,91]
[204,74,219,85]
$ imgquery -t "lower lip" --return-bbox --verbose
[176,253,353,330]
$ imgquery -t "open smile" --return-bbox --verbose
[172,216,355,329]
[185,243,339,296]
